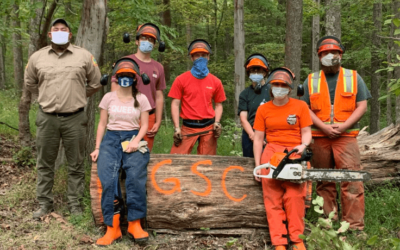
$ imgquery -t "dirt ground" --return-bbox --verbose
[0,135,276,250]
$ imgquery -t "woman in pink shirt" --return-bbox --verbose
[90,58,152,246]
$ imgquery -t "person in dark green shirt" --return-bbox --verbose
[237,54,271,157]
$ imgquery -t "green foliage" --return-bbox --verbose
[221,118,242,156]
[225,237,238,248]
[13,146,36,167]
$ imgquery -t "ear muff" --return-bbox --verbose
[187,39,212,55]
[135,23,166,53]
[316,35,345,54]
[123,33,131,43]
[244,53,270,75]
[141,73,150,85]
[100,74,109,86]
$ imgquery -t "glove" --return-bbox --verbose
[213,122,222,138]
[173,127,183,146]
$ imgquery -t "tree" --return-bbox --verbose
[12,3,24,93]
[394,0,400,124]
[325,0,341,39]
[284,0,303,93]
[75,0,107,164]
[370,1,382,133]
[311,0,320,72]
[234,0,245,122]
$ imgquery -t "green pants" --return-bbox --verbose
[35,109,87,207]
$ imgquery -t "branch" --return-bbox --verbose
[0,121,19,131]
[377,35,400,41]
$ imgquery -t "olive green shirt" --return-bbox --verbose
[25,44,102,113]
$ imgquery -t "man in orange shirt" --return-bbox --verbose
[168,39,226,155]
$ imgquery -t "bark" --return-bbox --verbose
[284,0,303,95]
[161,0,171,84]
[213,0,218,60]
[185,23,191,71]
[234,0,245,123]
[0,33,5,90]
[12,4,24,93]
[38,1,58,49]
[387,21,394,126]
[75,0,107,165]
[325,0,341,39]
[311,0,320,72]
[393,0,400,124]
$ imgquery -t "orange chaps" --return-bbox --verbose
[310,137,364,230]
[143,113,156,152]
[170,124,217,155]
[261,144,306,246]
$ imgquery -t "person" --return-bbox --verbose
[90,58,151,246]
[25,18,102,219]
[168,39,226,155]
[253,67,312,250]
[238,53,271,158]
[111,23,166,152]
[301,36,371,231]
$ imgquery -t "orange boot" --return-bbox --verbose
[127,219,149,243]
[275,246,286,250]
[96,214,122,246]
[293,242,306,250]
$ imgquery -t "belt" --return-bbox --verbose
[41,106,84,117]
[183,118,214,124]
[183,118,215,128]
[149,109,155,115]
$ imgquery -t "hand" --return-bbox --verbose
[254,169,262,182]
[332,123,347,134]
[147,122,161,138]
[293,144,307,155]
[90,149,99,162]
[213,122,222,138]
[125,141,139,153]
[249,131,255,141]
[173,127,182,146]
[321,124,341,139]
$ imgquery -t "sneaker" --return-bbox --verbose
[33,205,54,220]
[70,206,83,215]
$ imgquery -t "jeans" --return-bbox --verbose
[241,129,254,158]
[97,130,150,226]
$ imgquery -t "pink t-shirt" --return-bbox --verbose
[99,91,152,131]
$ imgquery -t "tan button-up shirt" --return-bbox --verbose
[25,44,101,113]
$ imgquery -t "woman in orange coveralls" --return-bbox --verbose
[253,67,312,250]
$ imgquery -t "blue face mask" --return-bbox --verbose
[249,73,264,83]
[191,57,209,79]
[118,76,135,88]
[139,41,154,53]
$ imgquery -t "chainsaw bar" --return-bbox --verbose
[302,169,371,182]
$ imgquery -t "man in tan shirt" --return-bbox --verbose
[25,18,101,219]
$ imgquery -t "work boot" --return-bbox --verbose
[275,246,286,250]
[96,214,122,246]
[127,219,149,243]
[33,204,54,220]
[69,206,83,215]
[293,242,306,250]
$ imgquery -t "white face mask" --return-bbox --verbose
[321,53,341,67]
[51,31,70,45]
[272,86,289,98]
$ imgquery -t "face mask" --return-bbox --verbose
[321,53,341,67]
[139,41,154,53]
[249,73,264,94]
[51,31,70,45]
[118,76,135,88]
[272,86,289,98]
[190,57,209,79]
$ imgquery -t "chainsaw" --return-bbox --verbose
[253,148,371,182]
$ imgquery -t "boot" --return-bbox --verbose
[293,242,306,250]
[96,214,122,246]
[33,204,54,220]
[127,219,149,243]
[275,246,286,250]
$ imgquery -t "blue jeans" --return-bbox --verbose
[242,129,254,158]
[97,130,150,226]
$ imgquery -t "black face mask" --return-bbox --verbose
[254,83,262,94]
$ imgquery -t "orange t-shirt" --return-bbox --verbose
[253,98,313,147]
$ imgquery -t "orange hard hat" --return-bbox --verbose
[244,53,270,73]
[188,39,212,55]
[267,67,295,89]
[112,58,139,77]
[136,23,159,41]
[317,36,344,54]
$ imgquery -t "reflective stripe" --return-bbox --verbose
[342,68,354,93]
[330,105,334,124]
[311,71,320,94]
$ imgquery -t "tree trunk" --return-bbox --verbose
[370,2,382,133]
[393,0,400,124]
[75,0,107,165]
[213,0,218,60]
[311,0,320,72]
[284,0,303,95]
[0,32,5,90]
[12,4,24,93]
[325,0,341,39]
[185,23,191,71]
[387,21,394,126]
[234,0,245,123]
[161,0,171,84]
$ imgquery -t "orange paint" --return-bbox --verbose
[221,166,247,202]
[190,160,212,196]
[151,159,181,195]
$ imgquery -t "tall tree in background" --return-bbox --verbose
[394,0,400,124]
[311,0,320,72]
[370,1,382,133]
[387,5,395,126]
[284,0,303,93]
[12,3,23,93]
[234,0,245,122]
[75,0,107,164]
[325,0,341,39]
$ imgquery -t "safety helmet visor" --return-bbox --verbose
[246,58,269,72]
[188,40,212,55]
[318,38,343,54]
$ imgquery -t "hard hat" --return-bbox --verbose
[112,58,139,76]
[317,36,345,55]
[135,23,166,52]
[244,53,270,73]
[188,39,212,55]
[267,67,296,89]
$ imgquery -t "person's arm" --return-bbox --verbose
[24,56,39,96]
[240,111,254,141]
[293,126,312,155]
[253,130,265,182]
[90,109,108,162]
[334,100,367,134]
[171,99,181,129]
[126,111,149,152]
[214,102,223,122]
[148,90,164,136]
[309,109,341,138]
[86,54,102,97]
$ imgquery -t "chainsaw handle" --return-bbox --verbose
[253,163,275,179]
[272,149,299,179]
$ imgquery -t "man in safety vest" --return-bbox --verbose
[301,36,371,231]
[169,39,226,155]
